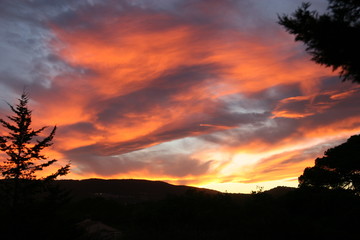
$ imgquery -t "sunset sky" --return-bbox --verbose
[1,0,360,193]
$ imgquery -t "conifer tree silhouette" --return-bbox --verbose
[0,91,70,206]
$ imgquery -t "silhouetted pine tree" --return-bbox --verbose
[0,91,70,207]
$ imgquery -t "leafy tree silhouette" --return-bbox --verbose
[0,91,70,207]
[278,0,360,83]
[299,134,360,194]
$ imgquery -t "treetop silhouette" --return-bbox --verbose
[299,134,360,194]
[0,92,70,181]
[278,0,360,83]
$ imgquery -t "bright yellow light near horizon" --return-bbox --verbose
[220,153,263,174]
[200,177,298,194]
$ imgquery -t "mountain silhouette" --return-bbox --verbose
[56,178,219,203]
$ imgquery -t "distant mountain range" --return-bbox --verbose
[55,179,221,203]
[54,179,297,204]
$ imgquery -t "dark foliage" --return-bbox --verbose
[278,0,360,83]
[0,180,77,240]
[299,134,360,193]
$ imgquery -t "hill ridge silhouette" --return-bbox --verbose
[55,178,220,203]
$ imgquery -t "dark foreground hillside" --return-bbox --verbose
[0,180,359,240]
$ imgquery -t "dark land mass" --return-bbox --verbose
[55,178,220,203]
[0,179,359,240]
